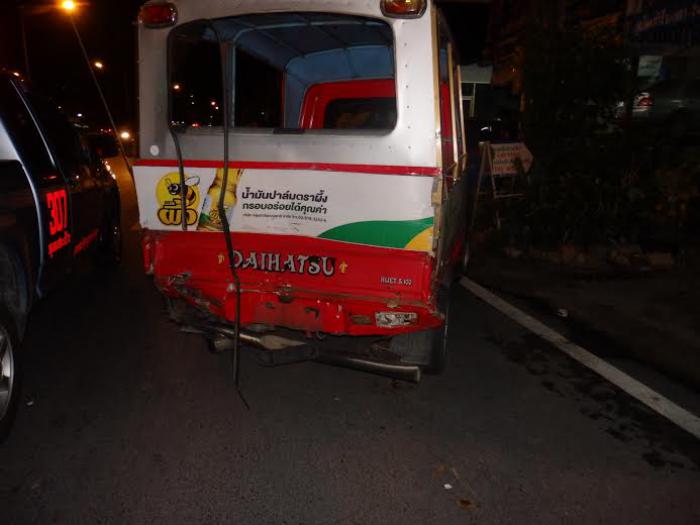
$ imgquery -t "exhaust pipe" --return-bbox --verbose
[182,324,421,382]
[316,353,422,383]
[214,326,306,351]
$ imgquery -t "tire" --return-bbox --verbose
[95,205,122,266]
[0,305,21,442]
[390,286,451,375]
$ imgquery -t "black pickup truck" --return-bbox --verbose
[0,73,121,439]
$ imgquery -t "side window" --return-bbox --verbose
[24,92,93,181]
[323,98,396,130]
[234,49,283,128]
[169,22,224,128]
[0,80,54,179]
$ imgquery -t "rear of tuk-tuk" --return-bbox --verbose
[134,0,467,380]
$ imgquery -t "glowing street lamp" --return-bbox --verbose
[60,1,77,13]
[59,0,132,177]
[120,131,132,141]
[93,60,104,70]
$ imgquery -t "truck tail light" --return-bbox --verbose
[381,0,426,18]
[139,2,178,28]
[637,95,653,108]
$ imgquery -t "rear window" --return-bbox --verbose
[168,13,396,132]
[323,98,396,130]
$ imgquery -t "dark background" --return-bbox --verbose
[1,1,490,131]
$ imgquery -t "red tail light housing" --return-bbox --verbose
[139,2,178,28]
[637,95,653,108]
[381,0,426,18]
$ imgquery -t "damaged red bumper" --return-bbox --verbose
[142,230,442,336]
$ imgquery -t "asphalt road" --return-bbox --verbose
[1,161,699,524]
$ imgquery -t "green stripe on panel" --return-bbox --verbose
[318,217,433,248]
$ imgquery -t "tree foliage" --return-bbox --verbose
[512,23,655,247]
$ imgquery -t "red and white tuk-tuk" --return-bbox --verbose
[134,0,468,382]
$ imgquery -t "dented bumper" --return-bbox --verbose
[143,230,443,336]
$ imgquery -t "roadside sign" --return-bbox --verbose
[489,142,533,176]
[470,141,533,230]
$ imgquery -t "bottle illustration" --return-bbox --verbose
[198,168,242,231]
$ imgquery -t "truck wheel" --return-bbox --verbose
[0,306,20,442]
[390,287,451,374]
[96,212,122,266]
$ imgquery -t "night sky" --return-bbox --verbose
[2,1,489,131]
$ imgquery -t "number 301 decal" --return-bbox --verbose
[46,189,71,257]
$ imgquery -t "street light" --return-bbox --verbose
[93,60,104,70]
[18,1,80,81]
[60,1,77,13]
[58,1,133,176]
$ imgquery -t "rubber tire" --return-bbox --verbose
[95,209,122,267]
[391,286,451,375]
[426,290,450,374]
[0,305,21,442]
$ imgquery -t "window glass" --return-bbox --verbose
[0,79,54,176]
[169,13,396,132]
[323,98,396,129]
[169,21,223,128]
[234,49,282,128]
[24,91,93,179]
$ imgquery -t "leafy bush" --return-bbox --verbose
[509,24,658,248]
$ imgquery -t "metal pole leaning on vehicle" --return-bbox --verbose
[209,20,248,410]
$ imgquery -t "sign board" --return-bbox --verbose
[133,166,435,252]
[638,55,663,78]
[489,143,533,176]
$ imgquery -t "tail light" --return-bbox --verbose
[139,2,178,28]
[381,0,426,18]
[637,93,654,108]
[637,95,653,108]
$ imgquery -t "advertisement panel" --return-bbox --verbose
[134,166,435,252]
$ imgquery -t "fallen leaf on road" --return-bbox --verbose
[458,499,475,510]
